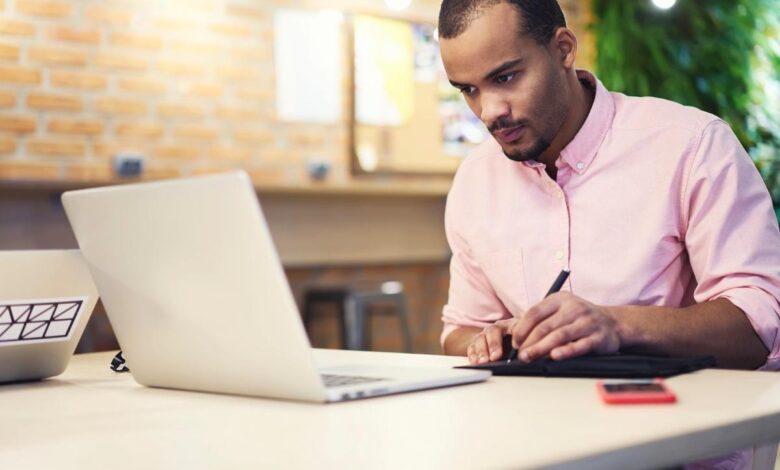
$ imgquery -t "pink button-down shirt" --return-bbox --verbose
[442,71,780,371]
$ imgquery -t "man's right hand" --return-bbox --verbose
[465,319,515,364]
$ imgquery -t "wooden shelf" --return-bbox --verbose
[0,176,452,198]
[254,179,451,197]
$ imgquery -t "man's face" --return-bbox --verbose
[440,2,569,162]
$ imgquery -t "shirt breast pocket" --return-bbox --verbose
[474,248,529,317]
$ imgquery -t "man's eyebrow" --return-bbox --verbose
[484,58,524,81]
[448,57,526,89]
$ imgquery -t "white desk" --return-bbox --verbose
[2,350,780,469]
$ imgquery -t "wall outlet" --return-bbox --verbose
[113,153,145,178]
[307,157,331,180]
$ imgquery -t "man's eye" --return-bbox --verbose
[496,72,515,84]
[460,86,476,95]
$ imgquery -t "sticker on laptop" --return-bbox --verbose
[0,297,88,346]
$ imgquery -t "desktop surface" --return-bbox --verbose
[1,349,780,469]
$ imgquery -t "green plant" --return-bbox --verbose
[591,0,780,203]
[747,7,780,203]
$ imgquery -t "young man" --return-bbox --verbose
[438,0,780,372]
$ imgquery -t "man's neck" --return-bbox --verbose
[539,74,596,180]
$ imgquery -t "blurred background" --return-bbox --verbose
[0,0,777,355]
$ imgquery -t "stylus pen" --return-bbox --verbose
[506,268,571,363]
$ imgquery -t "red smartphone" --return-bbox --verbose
[597,378,677,405]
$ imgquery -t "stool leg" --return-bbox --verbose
[396,294,413,353]
[363,304,373,351]
[355,297,368,350]
[344,295,367,350]
[336,301,347,350]
[302,293,314,333]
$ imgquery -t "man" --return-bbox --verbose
[438,1,780,374]
[437,1,780,467]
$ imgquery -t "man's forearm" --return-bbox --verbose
[442,326,482,356]
[609,298,769,369]
[444,298,770,369]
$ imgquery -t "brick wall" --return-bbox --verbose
[0,0,352,184]
[0,0,591,186]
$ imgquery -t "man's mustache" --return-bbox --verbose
[488,118,528,134]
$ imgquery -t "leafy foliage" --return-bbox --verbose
[591,0,780,202]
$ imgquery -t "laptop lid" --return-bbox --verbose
[63,172,328,401]
[0,250,98,383]
[62,172,489,402]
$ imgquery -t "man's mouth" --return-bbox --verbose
[493,125,525,144]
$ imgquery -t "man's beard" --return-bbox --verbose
[489,117,552,162]
[501,137,552,162]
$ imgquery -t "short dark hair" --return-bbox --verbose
[438,0,566,44]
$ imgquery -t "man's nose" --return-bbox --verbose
[480,92,511,128]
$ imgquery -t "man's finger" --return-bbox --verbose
[472,334,490,364]
[484,325,505,361]
[517,300,582,351]
[519,316,595,362]
[466,343,476,364]
[511,293,567,348]
[549,335,595,361]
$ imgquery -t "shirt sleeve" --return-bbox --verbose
[682,120,780,370]
[441,175,511,347]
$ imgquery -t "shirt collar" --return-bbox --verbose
[558,70,616,174]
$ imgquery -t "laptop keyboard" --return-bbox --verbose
[321,374,387,388]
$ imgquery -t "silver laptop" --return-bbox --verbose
[62,171,489,402]
[0,250,98,383]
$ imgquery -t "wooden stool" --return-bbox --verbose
[302,281,413,352]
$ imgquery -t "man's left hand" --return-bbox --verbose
[510,292,621,362]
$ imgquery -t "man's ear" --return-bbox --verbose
[551,27,577,69]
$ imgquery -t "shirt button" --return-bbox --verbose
[576,162,585,170]
[555,250,565,260]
